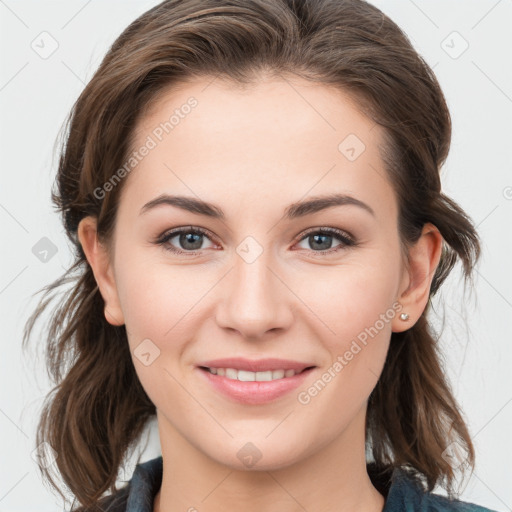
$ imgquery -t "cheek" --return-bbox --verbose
[292,252,401,341]
[297,271,397,418]
[114,248,201,335]
[113,253,198,408]
[289,251,401,407]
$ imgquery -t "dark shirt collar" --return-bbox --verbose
[103,456,494,512]
[125,456,163,512]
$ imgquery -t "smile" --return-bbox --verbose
[196,365,316,405]
[201,367,309,381]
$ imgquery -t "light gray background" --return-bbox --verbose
[1,1,511,511]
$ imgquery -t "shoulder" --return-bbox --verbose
[73,456,163,512]
[383,466,499,512]
[72,485,130,512]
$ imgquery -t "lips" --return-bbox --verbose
[197,365,316,405]
[196,357,315,373]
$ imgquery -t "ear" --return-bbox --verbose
[392,223,443,332]
[77,216,125,326]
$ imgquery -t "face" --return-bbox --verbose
[91,76,413,470]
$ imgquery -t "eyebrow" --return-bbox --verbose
[140,193,375,219]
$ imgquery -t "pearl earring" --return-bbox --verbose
[400,313,409,321]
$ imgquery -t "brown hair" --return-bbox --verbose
[23,0,481,510]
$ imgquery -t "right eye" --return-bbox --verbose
[155,226,217,255]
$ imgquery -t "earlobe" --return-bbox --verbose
[77,216,125,326]
[392,223,443,332]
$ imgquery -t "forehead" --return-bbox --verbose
[122,76,395,222]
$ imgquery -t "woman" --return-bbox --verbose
[23,0,499,511]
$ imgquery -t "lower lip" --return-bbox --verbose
[196,367,315,405]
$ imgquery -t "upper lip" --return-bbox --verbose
[197,358,316,373]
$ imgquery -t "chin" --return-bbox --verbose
[206,438,307,472]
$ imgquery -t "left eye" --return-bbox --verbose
[294,228,355,253]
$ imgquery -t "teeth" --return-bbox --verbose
[207,367,300,381]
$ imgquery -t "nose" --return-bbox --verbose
[215,244,294,340]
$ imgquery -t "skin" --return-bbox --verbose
[78,75,442,512]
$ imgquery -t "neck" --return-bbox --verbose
[153,406,385,512]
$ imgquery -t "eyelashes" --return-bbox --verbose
[295,226,356,253]
[154,225,357,256]
[156,226,215,255]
